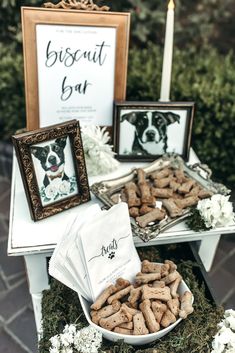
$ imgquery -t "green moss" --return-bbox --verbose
[39,244,223,353]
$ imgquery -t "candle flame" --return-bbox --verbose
[168,0,175,10]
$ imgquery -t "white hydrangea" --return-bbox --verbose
[49,324,102,353]
[211,309,235,353]
[74,325,102,353]
[197,194,234,229]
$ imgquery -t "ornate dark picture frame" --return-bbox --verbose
[12,120,90,221]
[113,101,195,162]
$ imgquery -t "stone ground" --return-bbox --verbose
[0,141,234,353]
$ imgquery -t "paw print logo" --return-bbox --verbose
[108,252,115,260]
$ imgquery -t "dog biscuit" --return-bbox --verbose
[169,179,181,192]
[121,303,140,316]
[141,260,162,273]
[142,285,171,302]
[151,187,173,199]
[115,278,131,291]
[169,276,182,298]
[185,185,200,197]
[136,208,166,228]
[113,327,133,335]
[174,169,187,183]
[136,272,161,285]
[164,260,177,273]
[179,291,194,319]
[139,299,160,333]
[91,285,117,310]
[149,168,172,180]
[162,199,183,218]
[139,182,155,204]
[91,300,121,325]
[125,182,141,208]
[152,280,166,288]
[129,207,140,218]
[119,321,133,330]
[107,285,133,304]
[128,287,143,308]
[151,300,167,323]
[178,179,195,194]
[175,196,199,209]
[162,271,181,285]
[99,307,132,331]
[139,204,154,215]
[153,177,172,188]
[161,263,170,277]
[161,309,176,328]
[137,168,146,184]
[198,189,213,199]
[133,312,149,335]
[167,298,180,317]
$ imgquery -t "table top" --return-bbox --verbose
[8,149,235,256]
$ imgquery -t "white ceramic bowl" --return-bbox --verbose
[78,279,193,346]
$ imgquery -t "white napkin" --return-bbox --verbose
[80,202,141,301]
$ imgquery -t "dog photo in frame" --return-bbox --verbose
[113,101,195,161]
[12,120,90,221]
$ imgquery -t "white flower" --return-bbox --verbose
[81,125,119,176]
[44,183,58,200]
[197,194,234,229]
[60,333,73,347]
[74,325,102,353]
[211,309,235,353]
[49,335,61,349]
[50,178,62,189]
[49,348,60,353]
[58,180,71,195]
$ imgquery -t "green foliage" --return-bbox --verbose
[107,0,235,52]
[0,42,26,138]
[127,45,235,188]
[186,208,210,232]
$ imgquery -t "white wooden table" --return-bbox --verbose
[8,149,235,334]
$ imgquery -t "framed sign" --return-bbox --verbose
[21,7,130,130]
[113,101,195,162]
[12,120,90,221]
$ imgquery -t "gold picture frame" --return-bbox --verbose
[12,120,90,221]
[21,7,130,130]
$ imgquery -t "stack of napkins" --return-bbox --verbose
[49,202,141,302]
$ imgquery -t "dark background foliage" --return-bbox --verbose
[1,0,235,187]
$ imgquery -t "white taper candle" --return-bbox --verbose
[160,0,175,102]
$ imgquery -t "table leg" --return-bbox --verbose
[24,253,51,334]
[198,234,221,271]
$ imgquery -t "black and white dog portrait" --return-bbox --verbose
[120,110,180,156]
[31,137,69,188]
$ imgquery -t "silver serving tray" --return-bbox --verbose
[91,155,230,242]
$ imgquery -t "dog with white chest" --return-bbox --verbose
[121,110,180,155]
[31,137,69,188]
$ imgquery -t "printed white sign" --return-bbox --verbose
[36,24,116,127]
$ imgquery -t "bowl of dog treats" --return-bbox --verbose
[91,154,230,241]
[78,259,194,345]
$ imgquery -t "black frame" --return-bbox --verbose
[113,101,195,162]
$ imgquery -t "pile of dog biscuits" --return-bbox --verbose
[90,259,193,335]
[120,166,212,227]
